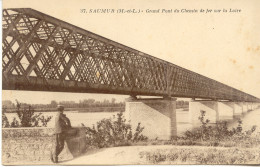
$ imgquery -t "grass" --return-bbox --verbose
[139,147,260,164]
[135,132,260,148]
[136,111,260,164]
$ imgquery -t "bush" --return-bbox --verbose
[82,112,148,148]
[180,110,258,147]
[2,100,52,128]
[2,108,10,128]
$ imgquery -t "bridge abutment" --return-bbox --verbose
[125,96,177,140]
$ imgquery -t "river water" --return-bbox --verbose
[5,108,259,136]
[5,109,191,136]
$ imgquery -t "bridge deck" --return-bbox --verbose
[2,8,259,102]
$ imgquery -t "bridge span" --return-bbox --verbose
[2,8,260,139]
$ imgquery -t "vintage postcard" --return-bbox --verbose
[2,0,260,165]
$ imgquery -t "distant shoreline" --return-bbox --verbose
[4,107,188,113]
[4,107,125,113]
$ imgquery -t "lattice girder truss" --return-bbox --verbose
[2,8,259,102]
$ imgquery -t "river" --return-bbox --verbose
[4,109,191,136]
[5,108,259,136]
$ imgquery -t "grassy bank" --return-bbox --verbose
[128,133,260,148]
[139,146,260,164]
[66,145,260,165]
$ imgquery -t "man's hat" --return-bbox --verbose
[57,105,64,110]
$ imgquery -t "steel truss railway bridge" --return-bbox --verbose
[2,8,260,139]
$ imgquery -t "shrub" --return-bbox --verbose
[2,100,52,128]
[181,110,258,147]
[82,112,148,148]
[2,108,10,128]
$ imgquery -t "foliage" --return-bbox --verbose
[143,110,259,148]
[182,110,257,143]
[2,108,10,128]
[2,98,125,111]
[3,99,190,111]
[2,100,52,128]
[82,112,148,148]
[140,147,260,164]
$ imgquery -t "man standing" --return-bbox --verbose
[51,105,72,163]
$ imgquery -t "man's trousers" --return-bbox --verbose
[51,133,65,162]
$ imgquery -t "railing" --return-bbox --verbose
[2,8,260,102]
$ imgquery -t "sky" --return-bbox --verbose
[2,0,260,104]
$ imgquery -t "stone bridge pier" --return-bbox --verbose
[189,100,219,128]
[189,100,250,128]
[233,102,243,118]
[125,97,259,140]
[252,103,260,110]
[242,102,248,114]
[125,97,260,140]
[125,96,177,140]
[189,100,259,128]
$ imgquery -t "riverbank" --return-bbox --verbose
[61,145,259,165]
[3,108,259,165]
[61,107,260,165]
[4,144,259,165]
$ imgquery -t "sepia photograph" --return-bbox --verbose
[1,0,260,165]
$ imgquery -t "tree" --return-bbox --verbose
[2,100,15,109]
[50,100,58,108]
[111,98,116,104]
